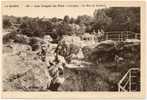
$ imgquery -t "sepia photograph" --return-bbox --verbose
[0,1,145,98]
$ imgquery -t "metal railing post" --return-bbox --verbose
[129,71,131,91]
[118,83,120,91]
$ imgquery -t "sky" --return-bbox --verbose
[1,1,106,18]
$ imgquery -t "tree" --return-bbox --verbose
[76,15,93,25]
[93,9,112,31]
[50,23,64,41]
[3,19,12,29]
[52,17,58,23]
[76,15,93,33]
[70,17,75,24]
[105,7,140,33]
[63,15,70,24]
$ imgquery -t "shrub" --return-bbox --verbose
[3,19,12,29]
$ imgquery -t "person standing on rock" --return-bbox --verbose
[37,42,48,62]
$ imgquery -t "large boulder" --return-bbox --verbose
[55,35,82,63]
[87,40,117,63]
[83,39,140,65]
[14,34,30,44]
[3,65,52,91]
[3,49,52,91]
[43,35,53,43]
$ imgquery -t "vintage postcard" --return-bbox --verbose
[0,0,146,99]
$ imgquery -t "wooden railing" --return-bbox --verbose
[118,68,140,92]
[104,31,140,41]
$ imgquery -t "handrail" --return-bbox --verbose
[118,68,140,91]
[118,68,139,85]
[105,31,137,34]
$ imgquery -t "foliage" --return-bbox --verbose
[3,19,12,29]
[105,7,140,32]
[93,9,112,31]
[3,7,140,41]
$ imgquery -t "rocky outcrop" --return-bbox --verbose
[3,65,52,91]
[3,38,140,91]
[59,68,110,91]
[3,44,52,91]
